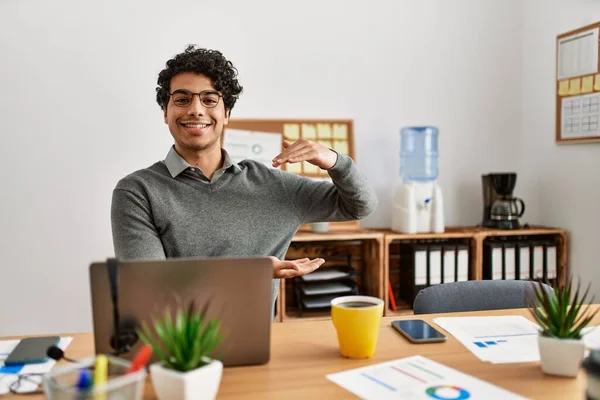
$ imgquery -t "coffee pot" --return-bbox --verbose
[490,196,525,224]
[481,172,526,229]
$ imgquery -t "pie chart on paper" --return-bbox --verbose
[425,385,471,400]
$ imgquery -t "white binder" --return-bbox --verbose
[532,243,544,279]
[415,248,428,285]
[457,246,469,281]
[429,246,442,285]
[491,246,503,280]
[504,245,516,280]
[518,245,531,280]
[443,246,456,283]
[545,242,558,280]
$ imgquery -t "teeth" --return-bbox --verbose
[183,124,209,128]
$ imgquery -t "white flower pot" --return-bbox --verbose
[538,335,585,377]
[149,357,223,400]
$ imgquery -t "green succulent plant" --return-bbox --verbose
[528,277,599,340]
[137,296,224,372]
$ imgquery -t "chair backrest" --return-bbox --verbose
[412,280,554,315]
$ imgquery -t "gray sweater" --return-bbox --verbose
[111,146,378,314]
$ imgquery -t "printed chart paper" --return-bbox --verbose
[327,355,527,399]
[433,316,541,364]
[222,129,282,168]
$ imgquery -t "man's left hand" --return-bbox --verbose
[269,256,324,279]
[272,139,337,170]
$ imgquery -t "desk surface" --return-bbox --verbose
[2,308,593,399]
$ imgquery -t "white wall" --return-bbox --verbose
[520,0,600,297]
[0,0,524,335]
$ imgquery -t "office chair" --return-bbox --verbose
[412,280,554,315]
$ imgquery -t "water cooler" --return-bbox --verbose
[391,126,445,234]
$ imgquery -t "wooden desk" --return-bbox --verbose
[2,308,594,399]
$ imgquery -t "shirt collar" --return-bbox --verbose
[222,149,242,172]
[164,146,241,178]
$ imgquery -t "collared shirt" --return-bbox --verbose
[163,146,242,183]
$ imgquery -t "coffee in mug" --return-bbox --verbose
[336,301,378,308]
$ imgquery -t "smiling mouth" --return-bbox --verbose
[181,123,211,129]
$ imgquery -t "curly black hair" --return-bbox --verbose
[156,45,243,114]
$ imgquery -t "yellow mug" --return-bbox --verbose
[331,295,384,359]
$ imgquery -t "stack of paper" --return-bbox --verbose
[433,316,541,364]
[0,337,72,395]
[582,326,600,349]
[327,355,527,399]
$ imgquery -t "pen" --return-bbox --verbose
[93,354,108,400]
[125,344,153,374]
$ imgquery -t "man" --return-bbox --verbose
[111,45,378,315]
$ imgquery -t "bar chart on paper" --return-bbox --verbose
[473,339,509,348]
[433,316,541,364]
[326,355,527,399]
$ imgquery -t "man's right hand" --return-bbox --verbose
[269,256,324,279]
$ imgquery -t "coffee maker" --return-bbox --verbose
[481,172,526,229]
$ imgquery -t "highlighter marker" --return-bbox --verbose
[93,354,108,400]
[76,367,92,392]
[126,344,153,374]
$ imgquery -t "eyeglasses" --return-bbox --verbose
[0,372,45,395]
[168,89,222,108]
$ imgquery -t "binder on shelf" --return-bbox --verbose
[483,241,503,280]
[456,244,469,281]
[531,241,545,280]
[388,281,397,311]
[442,244,456,283]
[516,241,531,280]
[428,244,442,285]
[398,243,429,306]
[543,240,558,281]
[503,242,516,280]
[412,244,428,286]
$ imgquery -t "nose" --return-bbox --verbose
[187,94,206,116]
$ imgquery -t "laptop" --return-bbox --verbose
[89,256,273,367]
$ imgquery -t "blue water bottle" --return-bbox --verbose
[400,126,439,182]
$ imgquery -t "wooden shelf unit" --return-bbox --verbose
[382,226,568,317]
[280,230,384,322]
[278,226,568,321]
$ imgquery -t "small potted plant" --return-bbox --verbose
[137,296,225,400]
[528,277,599,377]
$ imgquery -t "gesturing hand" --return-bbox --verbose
[272,139,338,170]
[269,256,325,279]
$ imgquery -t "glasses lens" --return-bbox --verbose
[200,92,220,108]
[172,91,192,106]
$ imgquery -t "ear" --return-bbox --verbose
[224,109,230,126]
[163,108,168,124]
